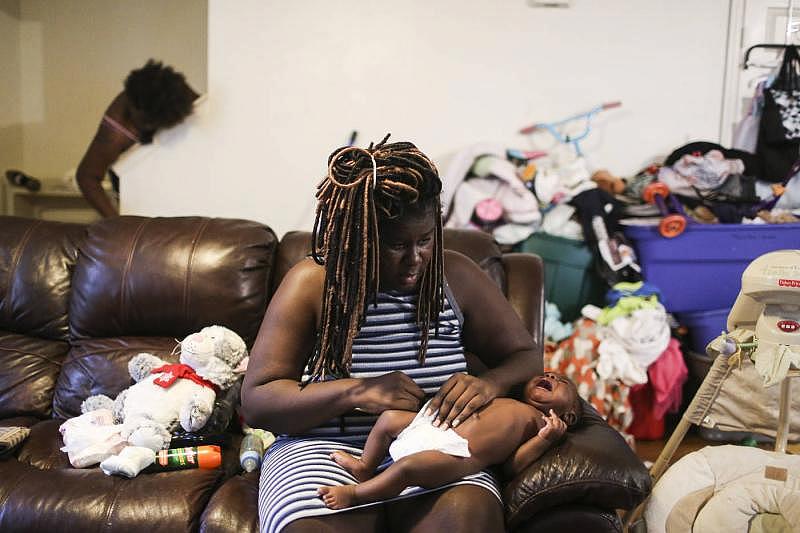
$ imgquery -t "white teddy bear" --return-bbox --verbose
[79,325,248,477]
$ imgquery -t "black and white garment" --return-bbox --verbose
[257,282,501,533]
[757,45,800,181]
[770,88,800,139]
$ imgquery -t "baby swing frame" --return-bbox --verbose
[622,329,799,531]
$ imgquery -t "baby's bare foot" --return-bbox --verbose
[330,451,372,482]
[318,485,357,509]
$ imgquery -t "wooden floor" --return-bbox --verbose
[633,425,788,466]
[634,429,709,465]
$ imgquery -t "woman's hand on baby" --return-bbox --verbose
[427,374,500,429]
[538,409,567,443]
[350,371,425,414]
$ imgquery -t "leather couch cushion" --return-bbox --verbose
[0,217,84,340]
[15,419,72,469]
[52,337,177,419]
[0,416,42,428]
[69,217,277,346]
[0,331,70,419]
[270,231,312,293]
[442,228,506,292]
[1,418,244,531]
[200,471,260,533]
[0,453,225,532]
[503,400,651,529]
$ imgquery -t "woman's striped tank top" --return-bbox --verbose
[258,282,500,533]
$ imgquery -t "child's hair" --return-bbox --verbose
[568,390,583,427]
[307,135,443,381]
[124,59,194,137]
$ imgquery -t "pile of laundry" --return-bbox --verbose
[441,143,542,246]
[544,281,688,445]
[443,142,642,290]
[597,141,800,226]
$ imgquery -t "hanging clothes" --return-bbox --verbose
[756,45,800,182]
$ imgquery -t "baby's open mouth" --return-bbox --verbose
[536,379,553,391]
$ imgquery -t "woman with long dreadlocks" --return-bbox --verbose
[242,137,541,533]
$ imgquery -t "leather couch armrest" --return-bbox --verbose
[501,252,544,344]
[503,401,651,530]
[512,503,623,533]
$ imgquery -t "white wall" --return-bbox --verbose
[122,0,731,237]
[14,0,207,178]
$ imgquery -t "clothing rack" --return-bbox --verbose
[743,43,793,70]
[743,2,799,70]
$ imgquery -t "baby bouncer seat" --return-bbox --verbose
[624,249,800,532]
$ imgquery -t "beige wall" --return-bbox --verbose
[0,0,22,212]
[15,0,207,179]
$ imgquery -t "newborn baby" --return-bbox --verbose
[318,372,581,509]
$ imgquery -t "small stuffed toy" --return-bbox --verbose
[591,169,625,195]
[79,325,248,477]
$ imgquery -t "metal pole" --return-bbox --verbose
[775,376,792,453]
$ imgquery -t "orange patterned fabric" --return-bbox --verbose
[545,319,634,445]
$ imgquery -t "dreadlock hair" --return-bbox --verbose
[307,135,444,381]
[124,59,195,140]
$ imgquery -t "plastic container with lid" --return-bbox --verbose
[515,231,606,321]
[622,222,800,313]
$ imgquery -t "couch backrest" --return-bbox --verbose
[69,216,277,345]
[0,217,85,340]
[51,216,278,419]
[0,217,85,420]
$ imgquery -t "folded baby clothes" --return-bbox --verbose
[605,281,663,307]
[100,445,156,478]
[389,400,471,461]
[59,409,127,468]
[600,304,671,370]
[597,295,661,326]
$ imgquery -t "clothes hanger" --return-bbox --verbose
[743,1,799,70]
[743,44,791,70]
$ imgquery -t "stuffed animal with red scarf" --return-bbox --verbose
[80,325,248,476]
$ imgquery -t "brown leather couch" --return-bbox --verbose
[0,215,650,532]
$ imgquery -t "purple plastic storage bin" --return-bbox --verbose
[623,222,800,312]
[675,308,729,354]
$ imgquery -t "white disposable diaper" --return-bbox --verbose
[388,400,471,461]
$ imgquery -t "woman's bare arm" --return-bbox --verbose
[428,251,541,428]
[240,259,424,434]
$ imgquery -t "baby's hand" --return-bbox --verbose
[538,409,567,443]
